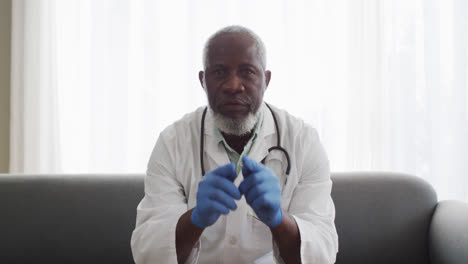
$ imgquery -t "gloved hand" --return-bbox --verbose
[191,163,241,228]
[239,155,283,228]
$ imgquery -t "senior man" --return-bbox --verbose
[131,25,338,263]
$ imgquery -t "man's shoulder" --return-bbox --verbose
[159,106,205,139]
[266,103,319,140]
[267,103,311,129]
[173,106,206,128]
[268,104,302,123]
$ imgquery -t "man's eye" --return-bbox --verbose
[242,69,255,75]
[213,69,225,75]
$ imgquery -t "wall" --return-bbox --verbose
[0,0,11,172]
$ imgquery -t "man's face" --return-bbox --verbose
[199,33,271,120]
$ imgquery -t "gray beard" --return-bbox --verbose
[209,107,260,136]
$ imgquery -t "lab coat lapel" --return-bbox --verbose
[247,103,276,164]
[203,109,230,171]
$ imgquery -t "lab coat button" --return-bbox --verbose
[229,236,237,245]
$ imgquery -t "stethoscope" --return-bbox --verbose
[200,103,291,177]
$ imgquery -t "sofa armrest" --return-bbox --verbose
[429,200,468,264]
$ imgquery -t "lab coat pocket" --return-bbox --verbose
[249,215,273,252]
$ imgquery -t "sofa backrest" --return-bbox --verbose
[0,172,437,264]
[0,174,144,264]
[332,172,437,264]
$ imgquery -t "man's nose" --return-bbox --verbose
[222,73,245,93]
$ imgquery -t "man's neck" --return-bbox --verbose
[221,130,254,154]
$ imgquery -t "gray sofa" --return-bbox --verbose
[1,172,467,264]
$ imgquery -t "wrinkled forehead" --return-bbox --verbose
[206,33,261,68]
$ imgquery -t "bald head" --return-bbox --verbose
[202,26,267,70]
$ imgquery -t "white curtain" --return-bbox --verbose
[10,0,468,202]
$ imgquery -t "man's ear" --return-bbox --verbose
[264,70,271,89]
[199,71,205,90]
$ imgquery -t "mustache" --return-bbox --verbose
[216,96,252,106]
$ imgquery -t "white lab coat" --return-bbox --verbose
[131,103,338,264]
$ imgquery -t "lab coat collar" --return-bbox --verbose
[203,102,276,168]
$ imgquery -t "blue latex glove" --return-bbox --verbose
[239,155,283,228]
[191,163,241,228]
